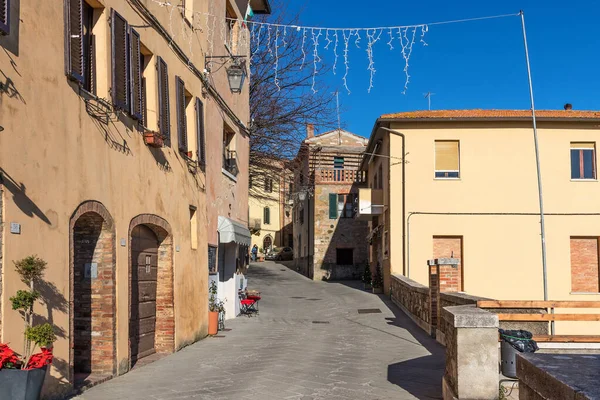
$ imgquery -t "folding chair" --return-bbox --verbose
[239,289,257,315]
[246,290,261,311]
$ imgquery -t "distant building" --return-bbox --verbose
[292,124,369,280]
[248,156,293,256]
[359,109,600,334]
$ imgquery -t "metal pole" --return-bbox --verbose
[520,11,550,326]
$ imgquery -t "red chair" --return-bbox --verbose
[246,291,261,311]
[239,290,257,315]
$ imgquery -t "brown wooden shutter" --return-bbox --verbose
[435,141,459,171]
[0,0,9,35]
[141,77,147,127]
[129,28,142,120]
[111,9,129,111]
[175,76,188,152]
[157,57,170,143]
[65,0,83,82]
[195,97,206,167]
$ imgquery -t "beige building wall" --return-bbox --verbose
[377,119,600,335]
[249,164,283,253]
[0,0,251,396]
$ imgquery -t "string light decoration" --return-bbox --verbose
[146,1,517,94]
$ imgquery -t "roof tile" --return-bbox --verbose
[380,109,600,120]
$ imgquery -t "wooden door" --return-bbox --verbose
[130,225,159,364]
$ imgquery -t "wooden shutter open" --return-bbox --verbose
[141,77,147,127]
[0,0,9,35]
[435,141,459,171]
[129,28,142,120]
[329,193,338,219]
[65,0,83,82]
[195,97,206,167]
[175,76,188,152]
[156,57,170,143]
[111,9,129,111]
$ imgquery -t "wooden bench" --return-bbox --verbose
[477,300,600,343]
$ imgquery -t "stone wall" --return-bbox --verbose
[312,184,369,281]
[437,292,488,346]
[390,274,431,333]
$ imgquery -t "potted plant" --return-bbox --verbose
[362,264,372,291]
[0,256,56,400]
[372,262,384,294]
[143,130,165,148]
[208,281,225,335]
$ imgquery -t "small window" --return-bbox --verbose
[0,0,10,35]
[435,140,460,178]
[263,207,271,225]
[189,206,197,250]
[333,157,345,169]
[249,174,253,189]
[208,245,217,274]
[225,1,237,50]
[182,0,194,22]
[337,194,356,218]
[264,176,273,193]
[300,208,304,225]
[378,164,383,189]
[571,143,596,180]
[336,248,354,265]
[223,125,237,176]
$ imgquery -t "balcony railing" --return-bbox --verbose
[223,150,239,177]
[314,169,366,184]
[356,188,384,220]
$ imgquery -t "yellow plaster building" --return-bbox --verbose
[359,109,600,334]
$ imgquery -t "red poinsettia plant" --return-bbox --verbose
[0,256,56,370]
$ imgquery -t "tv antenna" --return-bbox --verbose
[424,92,435,110]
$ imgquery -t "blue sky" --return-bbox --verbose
[280,1,600,137]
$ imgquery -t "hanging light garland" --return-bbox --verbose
[148,1,516,94]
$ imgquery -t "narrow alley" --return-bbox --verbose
[76,262,444,400]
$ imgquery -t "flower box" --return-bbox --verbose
[143,131,164,148]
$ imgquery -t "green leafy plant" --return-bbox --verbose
[208,280,225,313]
[372,263,384,289]
[362,264,372,284]
[8,255,56,368]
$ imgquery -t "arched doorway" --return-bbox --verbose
[263,235,273,253]
[70,201,116,384]
[128,215,174,369]
[130,225,159,365]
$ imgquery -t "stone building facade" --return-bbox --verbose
[0,0,267,396]
[292,126,369,280]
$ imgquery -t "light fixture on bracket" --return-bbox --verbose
[205,55,247,94]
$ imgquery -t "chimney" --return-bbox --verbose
[306,123,314,139]
[564,103,573,110]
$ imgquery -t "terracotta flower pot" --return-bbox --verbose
[208,311,219,335]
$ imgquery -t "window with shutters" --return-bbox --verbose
[156,57,170,144]
[263,207,271,225]
[264,176,273,193]
[434,140,460,179]
[111,10,129,111]
[338,194,355,218]
[175,76,192,154]
[328,193,338,219]
[570,142,596,180]
[0,0,9,35]
[223,125,237,176]
[195,97,206,167]
[65,0,103,92]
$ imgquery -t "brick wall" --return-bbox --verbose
[433,237,463,291]
[0,183,3,337]
[570,237,600,292]
[71,205,116,376]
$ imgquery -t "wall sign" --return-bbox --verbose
[10,222,21,234]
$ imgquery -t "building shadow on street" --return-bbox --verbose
[383,297,445,400]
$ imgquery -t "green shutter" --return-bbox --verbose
[329,193,337,219]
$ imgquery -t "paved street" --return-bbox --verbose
[76,262,444,400]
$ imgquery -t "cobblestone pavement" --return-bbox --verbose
[75,262,444,400]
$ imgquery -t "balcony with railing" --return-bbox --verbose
[314,169,366,184]
[356,188,385,220]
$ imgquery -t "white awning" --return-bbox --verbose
[218,216,251,246]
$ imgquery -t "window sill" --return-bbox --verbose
[571,179,597,182]
[570,292,600,295]
[222,168,238,182]
[434,178,461,181]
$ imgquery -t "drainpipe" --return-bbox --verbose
[377,127,407,278]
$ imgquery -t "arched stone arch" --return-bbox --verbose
[69,200,116,385]
[128,215,174,368]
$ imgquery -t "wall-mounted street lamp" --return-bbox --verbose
[205,55,247,94]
